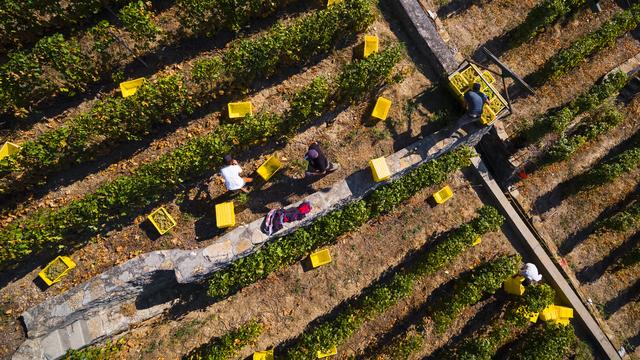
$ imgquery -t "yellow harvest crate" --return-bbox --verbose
[0,141,20,161]
[479,83,495,100]
[503,275,525,296]
[540,305,558,321]
[253,350,274,360]
[461,66,477,84]
[372,97,392,120]
[215,202,236,228]
[369,157,391,182]
[528,311,539,323]
[38,256,76,286]
[120,77,144,97]
[481,70,495,84]
[461,68,494,86]
[364,35,379,58]
[541,304,572,324]
[555,306,574,319]
[327,0,343,5]
[480,104,497,125]
[472,236,481,246]
[449,77,467,98]
[148,207,177,235]
[488,96,506,113]
[257,156,283,181]
[432,185,453,204]
[449,72,468,94]
[317,345,337,358]
[228,101,253,118]
[310,249,332,268]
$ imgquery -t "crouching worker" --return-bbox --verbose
[304,142,339,177]
[457,82,488,129]
[220,154,253,193]
[520,262,543,286]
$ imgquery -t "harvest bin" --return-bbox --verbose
[257,156,283,181]
[371,97,392,120]
[310,249,332,268]
[317,345,337,358]
[472,236,481,246]
[363,35,379,58]
[39,256,76,286]
[120,78,144,97]
[447,62,509,125]
[148,207,177,235]
[228,101,253,118]
[503,275,525,296]
[216,202,236,228]
[253,350,274,360]
[0,141,20,161]
[432,185,453,204]
[369,157,391,182]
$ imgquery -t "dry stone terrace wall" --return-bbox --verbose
[13,122,492,359]
[392,0,462,75]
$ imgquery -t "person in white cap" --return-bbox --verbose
[520,262,543,286]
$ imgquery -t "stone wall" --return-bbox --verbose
[392,0,461,75]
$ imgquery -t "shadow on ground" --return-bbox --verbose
[604,277,640,318]
[558,183,640,256]
[576,230,640,283]
[532,130,640,215]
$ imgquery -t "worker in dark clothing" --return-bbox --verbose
[442,82,489,141]
[304,142,338,177]
[464,83,489,119]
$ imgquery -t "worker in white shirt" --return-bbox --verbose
[219,154,253,193]
[520,262,543,286]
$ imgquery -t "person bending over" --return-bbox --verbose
[220,154,253,193]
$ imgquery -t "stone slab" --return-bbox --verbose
[392,0,460,75]
[41,330,65,360]
[202,239,234,263]
[232,237,254,257]
[66,320,90,350]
